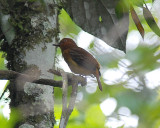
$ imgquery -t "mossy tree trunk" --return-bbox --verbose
[0,0,61,127]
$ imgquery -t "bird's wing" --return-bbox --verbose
[69,47,99,72]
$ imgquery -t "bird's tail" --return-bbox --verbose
[95,70,102,91]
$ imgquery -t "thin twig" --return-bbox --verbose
[64,81,78,126]
[59,69,68,128]
[59,69,79,128]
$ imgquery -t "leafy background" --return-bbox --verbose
[1,0,160,128]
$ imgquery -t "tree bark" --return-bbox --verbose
[0,0,60,127]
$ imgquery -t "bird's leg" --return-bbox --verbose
[79,74,85,78]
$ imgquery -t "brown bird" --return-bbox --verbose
[53,38,102,91]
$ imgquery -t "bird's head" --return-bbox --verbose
[53,38,77,51]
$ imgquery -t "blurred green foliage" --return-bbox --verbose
[55,0,160,127]
[54,104,105,128]
[0,109,20,128]
[59,9,81,38]
[127,46,160,71]
[0,52,7,70]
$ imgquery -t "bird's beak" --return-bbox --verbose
[52,44,60,47]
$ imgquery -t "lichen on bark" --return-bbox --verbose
[0,0,60,127]
[0,0,59,72]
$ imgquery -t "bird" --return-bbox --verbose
[53,38,102,91]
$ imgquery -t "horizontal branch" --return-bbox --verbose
[0,69,86,87]
[33,78,63,87]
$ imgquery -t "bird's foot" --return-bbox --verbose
[90,74,95,78]
[79,74,85,78]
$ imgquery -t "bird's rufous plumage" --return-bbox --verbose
[53,38,102,91]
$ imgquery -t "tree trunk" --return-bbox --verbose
[0,0,60,127]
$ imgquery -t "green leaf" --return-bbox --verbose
[59,9,81,37]
[67,123,86,128]
[126,46,160,71]
[0,52,7,70]
[99,16,102,22]
[54,105,79,120]
[89,42,94,49]
[153,119,160,128]
[115,0,129,19]
[17,22,23,30]
[143,6,160,37]
[54,104,62,120]
[70,108,79,120]
[128,0,143,7]
[130,5,144,39]
[85,105,105,128]
[0,108,21,128]
[118,125,125,128]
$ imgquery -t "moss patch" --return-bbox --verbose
[0,0,59,72]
